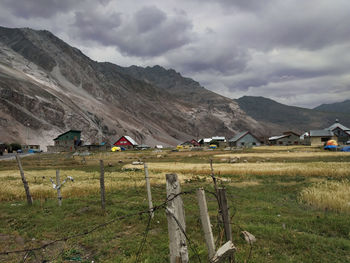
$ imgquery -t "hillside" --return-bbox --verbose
[0,26,263,149]
[314,100,350,114]
[236,96,350,133]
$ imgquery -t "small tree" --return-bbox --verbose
[10,143,22,152]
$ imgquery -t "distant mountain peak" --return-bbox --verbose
[314,99,350,114]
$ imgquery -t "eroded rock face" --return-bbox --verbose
[0,26,266,149]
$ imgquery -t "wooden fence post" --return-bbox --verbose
[15,154,33,205]
[100,160,106,210]
[56,169,62,206]
[144,163,154,218]
[166,173,189,263]
[217,188,232,242]
[217,188,233,262]
[197,188,216,259]
[210,159,218,192]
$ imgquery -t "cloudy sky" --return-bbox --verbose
[1,0,350,108]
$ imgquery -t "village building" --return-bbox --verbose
[21,144,40,152]
[269,131,300,145]
[198,138,212,147]
[229,131,261,148]
[136,144,150,150]
[210,136,227,147]
[304,130,336,146]
[181,139,200,147]
[326,120,350,144]
[113,135,138,149]
[47,130,82,152]
[303,120,350,146]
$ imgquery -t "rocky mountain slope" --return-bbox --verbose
[236,96,350,133]
[314,100,350,114]
[0,26,264,149]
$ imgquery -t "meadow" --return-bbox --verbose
[0,146,349,262]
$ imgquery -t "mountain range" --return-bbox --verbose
[0,26,349,149]
[313,100,350,114]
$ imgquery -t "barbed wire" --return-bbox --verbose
[0,190,195,257]
[135,213,153,263]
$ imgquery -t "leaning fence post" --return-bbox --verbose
[217,188,232,242]
[197,188,216,259]
[56,169,62,206]
[100,160,106,210]
[144,163,154,218]
[166,173,189,263]
[15,154,33,205]
[217,188,233,262]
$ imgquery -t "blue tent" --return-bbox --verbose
[341,146,350,152]
[324,145,337,150]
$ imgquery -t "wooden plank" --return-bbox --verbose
[166,173,189,263]
[197,188,216,259]
[100,160,106,210]
[210,241,236,263]
[15,154,32,205]
[144,163,154,218]
[56,169,62,206]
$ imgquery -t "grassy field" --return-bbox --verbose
[0,146,349,262]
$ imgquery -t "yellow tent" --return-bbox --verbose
[326,140,338,146]
[111,146,121,152]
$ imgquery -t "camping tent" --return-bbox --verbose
[341,146,350,152]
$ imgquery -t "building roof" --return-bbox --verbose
[309,129,334,137]
[327,122,350,131]
[269,135,288,141]
[229,131,249,142]
[200,138,212,143]
[53,130,81,140]
[211,136,226,141]
[283,131,300,137]
[124,135,138,145]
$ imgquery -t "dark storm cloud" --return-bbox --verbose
[231,78,269,91]
[1,0,350,107]
[198,0,273,11]
[171,44,249,75]
[1,0,84,19]
[72,6,193,57]
[73,11,122,44]
[135,6,167,33]
[230,1,350,51]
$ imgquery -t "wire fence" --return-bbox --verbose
[0,188,254,263]
[1,156,254,262]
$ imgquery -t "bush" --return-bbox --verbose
[10,143,22,152]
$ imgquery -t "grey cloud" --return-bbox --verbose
[169,42,249,75]
[1,0,84,19]
[192,0,274,12]
[230,2,350,51]
[135,6,166,33]
[72,6,193,57]
[230,77,269,91]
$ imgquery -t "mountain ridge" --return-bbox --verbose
[313,100,350,114]
[0,26,263,149]
[236,96,350,133]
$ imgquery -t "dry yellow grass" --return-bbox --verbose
[0,169,196,202]
[124,162,350,177]
[250,145,321,152]
[299,180,350,213]
[215,151,350,159]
